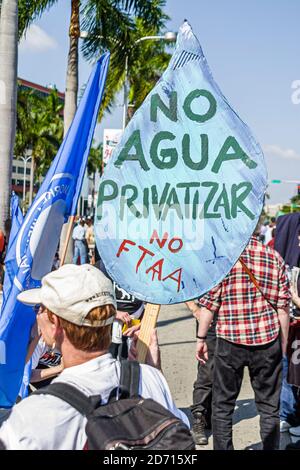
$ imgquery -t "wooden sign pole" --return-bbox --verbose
[60,215,75,266]
[136,303,161,363]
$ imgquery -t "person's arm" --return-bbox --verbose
[128,328,162,372]
[185,300,199,315]
[115,310,132,325]
[277,258,292,355]
[194,307,214,365]
[30,361,64,383]
[291,287,300,309]
[278,306,290,355]
[187,285,221,364]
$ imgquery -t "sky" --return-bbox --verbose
[18,0,300,205]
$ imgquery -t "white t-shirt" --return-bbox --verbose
[72,224,86,241]
[0,353,189,450]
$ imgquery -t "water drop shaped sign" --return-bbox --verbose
[95,21,267,304]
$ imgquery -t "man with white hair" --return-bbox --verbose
[72,218,88,264]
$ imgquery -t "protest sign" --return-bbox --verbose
[103,129,123,164]
[95,22,267,305]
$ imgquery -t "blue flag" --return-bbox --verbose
[2,192,24,306]
[0,52,110,407]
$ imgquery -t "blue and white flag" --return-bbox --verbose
[2,192,24,306]
[0,52,110,407]
[95,22,267,304]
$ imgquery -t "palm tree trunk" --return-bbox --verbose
[63,0,79,135]
[59,0,80,264]
[0,0,18,234]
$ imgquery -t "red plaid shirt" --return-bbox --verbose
[199,236,291,345]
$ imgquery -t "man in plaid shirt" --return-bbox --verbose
[194,235,291,450]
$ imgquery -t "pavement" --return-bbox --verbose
[157,303,295,450]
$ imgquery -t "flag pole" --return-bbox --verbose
[136,303,161,363]
[60,215,76,266]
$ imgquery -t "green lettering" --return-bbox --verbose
[213,184,231,219]
[212,136,257,174]
[151,184,171,220]
[120,185,142,220]
[193,190,200,220]
[176,182,200,218]
[202,182,220,219]
[143,187,149,218]
[150,91,177,123]
[182,133,209,170]
[231,182,255,220]
[97,179,118,220]
[114,130,150,171]
[150,131,178,169]
[161,187,183,221]
[183,89,217,123]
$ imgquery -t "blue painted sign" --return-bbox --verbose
[95,22,267,304]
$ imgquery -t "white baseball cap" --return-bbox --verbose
[17,264,117,327]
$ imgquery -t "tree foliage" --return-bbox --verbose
[87,141,103,176]
[15,86,63,180]
[81,0,170,120]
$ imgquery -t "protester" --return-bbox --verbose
[72,217,88,265]
[0,264,189,449]
[0,228,5,263]
[19,320,63,399]
[267,227,276,248]
[291,287,300,309]
[274,213,300,432]
[194,233,291,450]
[85,216,95,264]
[264,217,276,245]
[187,300,216,445]
[51,252,60,271]
[259,221,268,244]
[0,219,11,289]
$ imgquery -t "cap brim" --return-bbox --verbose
[17,288,42,306]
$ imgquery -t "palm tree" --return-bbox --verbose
[0,0,168,251]
[15,87,63,208]
[87,141,103,177]
[0,0,18,234]
[81,1,169,121]
[64,0,80,135]
[17,0,168,136]
[92,16,171,124]
[15,87,63,178]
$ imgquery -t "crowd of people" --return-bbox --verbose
[0,211,299,450]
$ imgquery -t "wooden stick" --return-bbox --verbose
[136,303,161,363]
[60,215,76,266]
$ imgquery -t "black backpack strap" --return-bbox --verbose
[119,360,140,398]
[33,383,101,416]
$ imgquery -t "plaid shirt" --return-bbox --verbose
[199,236,291,345]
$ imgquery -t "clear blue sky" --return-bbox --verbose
[18,0,300,205]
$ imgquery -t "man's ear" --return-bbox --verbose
[52,314,63,336]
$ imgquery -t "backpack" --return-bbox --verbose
[34,360,195,450]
